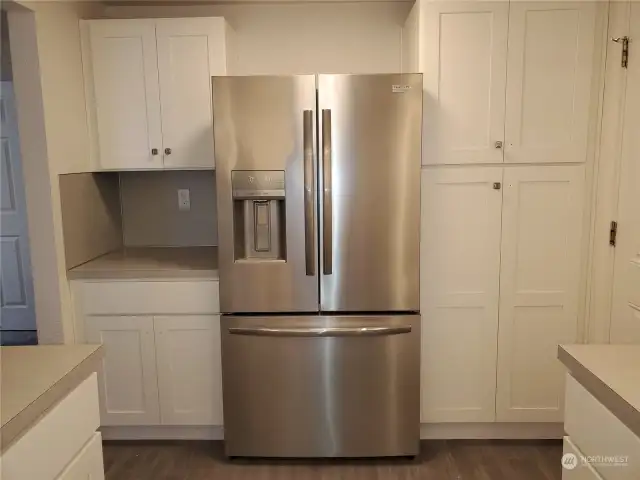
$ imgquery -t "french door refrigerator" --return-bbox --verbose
[212,74,423,458]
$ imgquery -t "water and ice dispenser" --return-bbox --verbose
[232,170,286,262]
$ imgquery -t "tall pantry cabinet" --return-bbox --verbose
[408,1,603,423]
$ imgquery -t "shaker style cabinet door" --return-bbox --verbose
[86,20,164,170]
[420,167,503,422]
[156,18,227,169]
[84,315,160,426]
[504,2,597,164]
[154,315,223,425]
[496,166,585,422]
[422,2,508,165]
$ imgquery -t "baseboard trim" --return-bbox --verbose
[101,425,224,441]
[420,422,564,440]
[101,423,563,441]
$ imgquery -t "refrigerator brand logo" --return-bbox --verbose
[392,85,411,93]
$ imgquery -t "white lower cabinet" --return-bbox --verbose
[496,166,585,422]
[84,316,160,426]
[420,167,503,422]
[56,433,105,480]
[421,165,585,423]
[562,437,604,480]
[77,282,223,428]
[155,315,223,425]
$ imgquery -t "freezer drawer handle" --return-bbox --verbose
[228,326,411,337]
[322,109,333,275]
[303,109,315,276]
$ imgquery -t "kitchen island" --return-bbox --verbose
[1,344,104,479]
[558,344,640,479]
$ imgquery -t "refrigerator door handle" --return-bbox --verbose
[322,109,333,275]
[228,325,411,337]
[303,110,315,276]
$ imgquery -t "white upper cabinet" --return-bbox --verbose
[496,166,585,422]
[156,18,226,169]
[422,2,508,165]
[416,1,599,166]
[87,20,164,170]
[504,2,597,164]
[420,167,503,422]
[82,18,227,170]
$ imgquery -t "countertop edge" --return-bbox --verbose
[67,269,219,281]
[558,345,640,438]
[0,346,104,454]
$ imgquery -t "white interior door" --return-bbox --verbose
[84,315,160,426]
[422,2,508,165]
[156,18,226,169]
[504,2,597,164]
[0,82,35,332]
[88,20,163,170]
[496,165,585,422]
[610,3,640,344]
[154,315,223,425]
[420,167,503,422]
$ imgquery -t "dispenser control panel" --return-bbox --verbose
[232,171,285,199]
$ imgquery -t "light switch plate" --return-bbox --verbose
[178,189,190,211]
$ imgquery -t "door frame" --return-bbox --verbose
[585,0,635,343]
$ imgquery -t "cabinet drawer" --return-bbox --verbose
[564,374,640,480]
[56,432,104,480]
[77,280,219,315]
[2,374,100,480]
[563,437,604,480]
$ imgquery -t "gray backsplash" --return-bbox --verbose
[120,170,218,247]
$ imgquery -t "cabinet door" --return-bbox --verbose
[420,167,503,422]
[610,3,640,344]
[496,166,585,422]
[422,2,508,165]
[88,20,163,170]
[504,2,597,164]
[154,315,223,425]
[56,432,105,480]
[156,18,226,169]
[84,316,160,426]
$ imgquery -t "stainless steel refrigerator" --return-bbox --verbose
[212,74,423,458]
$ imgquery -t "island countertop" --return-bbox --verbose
[558,344,640,438]
[0,344,103,453]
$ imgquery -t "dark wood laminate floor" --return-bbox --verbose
[103,440,562,480]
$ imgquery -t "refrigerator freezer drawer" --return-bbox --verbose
[221,314,420,458]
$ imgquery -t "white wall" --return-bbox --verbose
[104,2,412,75]
[8,1,103,343]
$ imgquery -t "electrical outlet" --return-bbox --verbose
[178,189,190,211]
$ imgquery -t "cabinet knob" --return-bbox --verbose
[151,148,158,155]
[493,182,501,190]
[494,141,503,149]
[165,148,172,155]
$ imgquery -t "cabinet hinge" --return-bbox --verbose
[612,37,630,68]
[610,221,618,247]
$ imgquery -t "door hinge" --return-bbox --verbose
[612,37,630,68]
[610,221,618,246]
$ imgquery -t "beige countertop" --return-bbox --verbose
[559,344,640,438]
[67,246,218,280]
[0,344,103,453]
